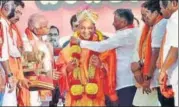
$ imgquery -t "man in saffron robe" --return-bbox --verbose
[0,0,30,106]
[57,9,118,106]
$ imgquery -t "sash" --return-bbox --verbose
[139,15,163,75]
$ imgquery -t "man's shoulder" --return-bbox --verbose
[154,19,167,29]
[152,19,167,36]
[167,18,178,30]
[118,27,140,37]
[170,10,178,24]
[0,17,8,27]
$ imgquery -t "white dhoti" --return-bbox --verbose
[133,88,161,106]
[172,84,178,106]
[30,91,41,106]
[2,85,17,106]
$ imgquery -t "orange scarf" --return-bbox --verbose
[25,28,34,40]
[139,15,163,75]
[100,49,118,101]
[159,33,174,98]
[10,24,23,49]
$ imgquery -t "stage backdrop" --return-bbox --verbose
[15,1,144,37]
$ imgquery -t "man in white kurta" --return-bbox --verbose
[133,1,168,106]
[163,11,178,106]
[0,1,25,106]
[22,13,53,106]
[71,9,140,106]
[159,0,178,105]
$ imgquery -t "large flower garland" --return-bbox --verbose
[69,30,103,100]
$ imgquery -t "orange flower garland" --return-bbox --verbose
[69,30,103,100]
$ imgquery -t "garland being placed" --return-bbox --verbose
[69,30,103,101]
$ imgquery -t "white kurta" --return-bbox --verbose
[163,10,178,106]
[22,32,53,106]
[150,19,168,88]
[0,17,21,106]
[133,19,167,106]
[22,33,52,72]
[80,27,140,90]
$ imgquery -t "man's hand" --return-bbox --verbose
[52,69,62,80]
[158,70,167,85]
[0,85,5,93]
[131,62,144,85]
[0,73,5,92]
[156,57,161,69]
[7,76,17,93]
[131,62,141,73]
[90,55,101,68]
[17,79,30,89]
[134,71,144,85]
[70,36,80,45]
[143,79,151,94]
[66,60,77,73]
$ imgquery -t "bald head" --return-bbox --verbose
[28,13,48,29]
[28,13,49,36]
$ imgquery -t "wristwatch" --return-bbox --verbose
[7,72,13,78]
[144,75,152,81]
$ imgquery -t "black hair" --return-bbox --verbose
[2,0,25,19]
[50,25,60,34]
[160,0,178,8]
[14,0,25,8]
[143,0,162,14]
[70,14,77,28]
[141,1,148,7]
[2,0,25,8]
[114,9,134,25]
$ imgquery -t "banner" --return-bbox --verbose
[35,1,142,11]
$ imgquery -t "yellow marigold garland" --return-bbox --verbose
[70,30,103,98]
